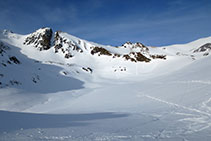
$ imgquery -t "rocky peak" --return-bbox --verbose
[133,42,149,52]
[122,41,133,47]
[54,31,83,58]
[134,42,146,48]
[23,27,53,51]
[122,42,145,47]
[193,43,211,53]
[121,41,149,54]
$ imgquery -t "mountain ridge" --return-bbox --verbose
[0,27,211,89]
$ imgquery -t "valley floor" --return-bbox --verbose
[1,58,211,141]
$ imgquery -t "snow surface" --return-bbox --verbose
[0,29,211,140]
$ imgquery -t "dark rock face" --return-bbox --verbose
[135,42,146,48]
[39,29,53,50]
[121,42,150,57]
[82,67,93,73]
[194,43,211,53]
[9,80,22,86]
[135,52,151,62]
[150,55,166,60]
[64,53,73,59]
[135,42,149,52]
[123,52,151,63]
[123,54,136,62]
[9,56,21,64]
[0,42,21,66]
[24,28,53,51]
[122,42,149,51]
[54,31,83,58]
[0,42,10,55]
[121,42,132,48]
[91,47,112,56]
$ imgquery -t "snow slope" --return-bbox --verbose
[0,28,211,140]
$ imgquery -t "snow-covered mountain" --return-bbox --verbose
[1,27,210,87]
[1,28,211,140]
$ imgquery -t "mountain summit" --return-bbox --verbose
[23,27,53,51]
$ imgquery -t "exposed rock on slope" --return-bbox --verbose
[194,43,211,53]
[123,52,151,62]
[150,54,166,60]
[193,43,211,56]
[90,46,112,56]
[22,28,168,63]
[0,42,22,87]
[90,45,152,62]
[0,42,10,55]
[0,42,21,66]
[54,31,83,58]
[121,42,149,54]
[23,27,53,51]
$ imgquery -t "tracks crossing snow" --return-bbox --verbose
[137,94,211,117]
[137,94,211,134]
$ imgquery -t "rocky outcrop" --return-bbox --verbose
[90,46,112,56]
[121,42,149,54]
[194,43,211,53]
[24,28,53,51]
[0,42,21,67]
[9,56,21,64]
[150,55,166,60]
[123,52,151,63]
[0,42,10,55]
[54,31,83,58]
[90,42,166,63]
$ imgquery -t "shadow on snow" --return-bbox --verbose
[0,42,84,94]
[0,110,129,133]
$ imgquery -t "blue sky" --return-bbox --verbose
[0,0,210,46]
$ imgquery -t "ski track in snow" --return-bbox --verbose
[137,94,211,134]
[171,80,211,85]
[137,94,211,116]
[201,97,211,112]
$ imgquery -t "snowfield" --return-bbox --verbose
[0,28,211,140]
